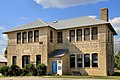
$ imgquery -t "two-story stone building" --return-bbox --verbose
[3,8,117,76]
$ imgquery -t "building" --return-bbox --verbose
[3,8,117,76]
[0,55,7,67]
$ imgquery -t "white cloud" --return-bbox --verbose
[20,17,28,20]
[88,15,97,19]
[34,0,108,8]
[0,27,5,30]
[2,34,8,40]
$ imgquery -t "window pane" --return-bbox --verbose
[17,33,21,44]
[84,28,90,41]
[34,30,39,42]
[22,32,27,43]
[22,55,30,68]
[70,30,75,42]
[57,32,62,43]
[92,53,98,67]
[28,31,33,43]
[77,54,82,67]
[50,30,53,42]
[84,54,90,67]
[77,29,82,41]
[36,55,41,65]
[12,56,17,65]
[92,27,98,40]
[70,54,75,68]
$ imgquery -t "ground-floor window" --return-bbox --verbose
[36,55,41,66]
[84,54,90,67]
[12,56,17,65]
[22,55,30,68]
[70,54,75,68]
[77,54,82,67]
[92,53,98,67]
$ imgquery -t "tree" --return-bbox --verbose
[4,47,7,58]
[115,51,120,69]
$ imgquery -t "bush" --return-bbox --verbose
[0,66,10,76]
[36,63,46,76]
[112,72,120,76]
[21,64,37,76]
[9,65,22,76]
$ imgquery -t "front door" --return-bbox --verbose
[52,61,57,74]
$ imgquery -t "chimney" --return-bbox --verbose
[100,8,108,21]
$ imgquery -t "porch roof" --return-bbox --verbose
[49,48,69,58]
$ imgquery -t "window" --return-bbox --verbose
[34,30,39,42]
[57,32,62,43]
[77,54,82,67]
[28,31,33,43]
[22,32,27,43]
[12,56,17,65]
[84,54,90,67]
[77,29,82,41]
[92,53,98,67]
[92,27,98,40]
[70,30,75,42]
[70,54,75,68]
[50,30,53,42]
[22,55,30,68]
[36,55,41,65]
[84,28,90,41]
[17,33,21,44]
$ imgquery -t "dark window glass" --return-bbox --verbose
[57,32,62,43]
[77,29,82,41]
[22,32,27,43]
[22,55,30,68]
[34,30,39,42]
[92,53,98,67]
[28,31,33,43]
[36,55,41,65]
[70,54,75,68]
[17,33,21,44]
[84,54,90,67]
[50,30,53,42]
[12,56,17,65]
[77,54,82,67]
[92,27,98,40]
[84,28,90,41]
[70,30,75,42]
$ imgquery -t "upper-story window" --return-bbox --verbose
[92,27,98,40]
[70,30,75,42]
[34,30,39,42]
[50,30,53,43]
[28,31,33,43]
[84,54,90,67]
[84,28,90,41]
[77,29,82,41]
[17,33,21,44]
[92,53,98,67]
[22,32,27,43]
[57,32,62,43]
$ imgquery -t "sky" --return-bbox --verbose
[0,0,120,54]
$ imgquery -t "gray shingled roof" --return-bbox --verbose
[48,16,109,29]
[3,16,117,35]
[0,55,7,63]
[49,48,69,58]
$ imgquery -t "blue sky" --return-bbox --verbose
[0,0,120,54]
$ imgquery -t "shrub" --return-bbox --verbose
[9,65,22,76]
[36,63,46,76]
[112,72,120,76]
[21,64,37,76]
[0,66,10,76]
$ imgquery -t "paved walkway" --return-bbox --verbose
[0,77,114,80]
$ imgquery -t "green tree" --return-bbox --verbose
[115,51,120,69]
